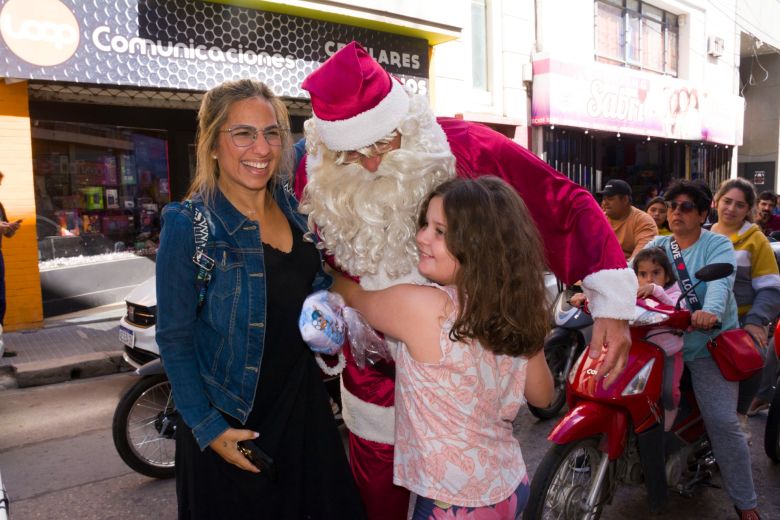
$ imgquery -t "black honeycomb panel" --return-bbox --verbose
[0,0,429,95]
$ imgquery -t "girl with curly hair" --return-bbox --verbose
[331,176,553,519]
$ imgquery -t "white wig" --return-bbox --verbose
[300,91,456,279]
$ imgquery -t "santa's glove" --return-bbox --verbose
[343,307,392,369]
[299,291,347,356]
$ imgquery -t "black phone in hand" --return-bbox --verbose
[237,440,277,481]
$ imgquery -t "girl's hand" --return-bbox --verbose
[209,428,262,473]
[567,293,587,308]
[691,310,718,330]
[636,284,655,298]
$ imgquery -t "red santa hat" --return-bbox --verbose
[302,41,410,151]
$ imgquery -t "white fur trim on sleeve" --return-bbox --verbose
[340,378,395,445]
[581,268,638,320]
[313,80,410,151]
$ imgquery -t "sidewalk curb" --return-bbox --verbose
[9,351,130,389]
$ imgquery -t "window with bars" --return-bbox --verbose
[595,0,678,76]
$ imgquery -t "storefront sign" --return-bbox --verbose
[532,57,743,145]
[0,0,430,97]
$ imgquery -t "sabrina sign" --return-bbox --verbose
[532,57,743,146]
[586,80,646,122]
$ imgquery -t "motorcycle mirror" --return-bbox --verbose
[675,263,734,309]
[694,263,734,282]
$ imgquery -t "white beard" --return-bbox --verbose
[300,92,456,283]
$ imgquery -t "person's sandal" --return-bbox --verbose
[734,506,761,520]
[747,398,770,417]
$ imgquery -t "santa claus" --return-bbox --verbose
[295,42,636,520]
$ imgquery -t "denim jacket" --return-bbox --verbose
[155,184,331,450]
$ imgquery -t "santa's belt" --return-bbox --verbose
[340,379,395,445]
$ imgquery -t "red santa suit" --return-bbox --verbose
[296,42,635,520]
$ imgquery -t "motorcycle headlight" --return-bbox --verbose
[629,305,669,327]
[621,358,655,396]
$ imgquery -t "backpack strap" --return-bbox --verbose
[183,199,215,311]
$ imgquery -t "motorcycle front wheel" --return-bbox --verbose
[764,380,780,463]
[524,437,610,520]
[528,337,578,420]
[112,374,177,479]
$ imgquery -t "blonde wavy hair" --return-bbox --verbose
[300,91,456,278]
[187,79,293,203]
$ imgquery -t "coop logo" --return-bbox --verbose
[0,0,80,67]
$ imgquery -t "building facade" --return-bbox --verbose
[0,0,461,329]
[532,0,746,199]
[735,0,780,194]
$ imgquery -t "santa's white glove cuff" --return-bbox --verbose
[581,268,638,321]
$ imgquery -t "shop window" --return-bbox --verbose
[32,121,170,264]
[595,0,679,77]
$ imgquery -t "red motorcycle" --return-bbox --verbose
[764,319,780,462]
[524,263,733,520]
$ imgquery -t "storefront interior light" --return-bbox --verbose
[584,129,589,134]
[617,132,621,138]
[674,140,678,144]
[646,136,651,141]
[550,125,555,130]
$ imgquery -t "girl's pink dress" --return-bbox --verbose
[393,285,528,507]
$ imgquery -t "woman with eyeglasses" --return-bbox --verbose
[644,180,760,520]
[155,79,365,519]
[711,178,780,435]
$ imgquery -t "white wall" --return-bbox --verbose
[737,0,780,52]
[535,0,740,96]
[430,0,536,122]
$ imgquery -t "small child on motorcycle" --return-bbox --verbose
[303,176,554,519]
[570,247,684,430]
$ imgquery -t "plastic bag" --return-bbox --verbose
[343,307,393,369]
[299,291,346,355]
[299,290,392,369]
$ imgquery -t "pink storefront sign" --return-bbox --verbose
[531,57,743,146]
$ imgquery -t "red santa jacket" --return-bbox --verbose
[294,117,627,444]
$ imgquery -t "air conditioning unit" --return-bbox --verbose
[708,36,724,57]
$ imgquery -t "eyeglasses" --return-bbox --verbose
[341,140,397,165]
[219,125,286,148]
[665,200,697,213]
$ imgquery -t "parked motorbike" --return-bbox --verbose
[762,241,780,463]
[524,263,734,520]
[764,319,780,463]
[113,344,177,479]
[112,278,177,479]
[528,287,592,420]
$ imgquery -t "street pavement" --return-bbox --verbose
[0,303,128,389]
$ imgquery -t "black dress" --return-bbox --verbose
[175,223,366,520]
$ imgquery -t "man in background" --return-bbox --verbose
[600,179,658,261]
[757,190,780,236]
[0,172,21,326]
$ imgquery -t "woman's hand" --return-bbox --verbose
[691,310,718,330]
[209,428,261,473]
[744,323,768,348]
[636,284,656,298]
